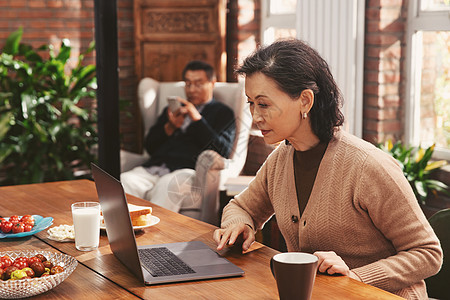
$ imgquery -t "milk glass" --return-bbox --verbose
[71,202,100,251]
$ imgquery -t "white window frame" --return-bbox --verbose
[405,0,450,160]
[261,0,297,45]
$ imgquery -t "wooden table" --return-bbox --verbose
[0,180,403,299]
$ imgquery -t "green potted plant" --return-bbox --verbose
[378,140,449,205]
[0,28,98,185]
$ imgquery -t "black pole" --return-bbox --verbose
[94,0,120,179]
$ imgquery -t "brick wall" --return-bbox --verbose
[363,0,408,144]
[0,0,140,153]
[116,0,140,153]
[227,0,261,82]
[0,0,96,66]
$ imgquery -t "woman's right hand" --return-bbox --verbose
[213,223,255,252]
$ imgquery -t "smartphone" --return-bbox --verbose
[167,96,181,112]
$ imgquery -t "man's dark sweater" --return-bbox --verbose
[143,99,236,171]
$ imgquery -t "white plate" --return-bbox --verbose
[47,235,75,242]
[100,215,160,231]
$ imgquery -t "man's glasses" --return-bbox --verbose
[184,81,210,89]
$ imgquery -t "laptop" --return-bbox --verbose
[91,163,244,285]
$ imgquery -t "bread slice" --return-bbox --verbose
[133,214,153,226]
[128,204,152,226]
[128,203,152,218]
[100,203,152,226]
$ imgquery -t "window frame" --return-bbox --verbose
[261,0,297,45]
[405,0,450,160]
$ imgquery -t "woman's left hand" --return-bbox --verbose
[313,251,350,276]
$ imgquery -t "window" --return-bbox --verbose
[406,0,450,160]
[261,0,297,45]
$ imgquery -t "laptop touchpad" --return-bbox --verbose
[177,250,228,267]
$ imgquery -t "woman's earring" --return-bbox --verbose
[302,112,307,119]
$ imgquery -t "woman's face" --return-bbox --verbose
[245,72,305,145]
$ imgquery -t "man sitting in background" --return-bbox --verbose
[121,61,236,218]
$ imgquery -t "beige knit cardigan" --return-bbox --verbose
[221,129,442,299]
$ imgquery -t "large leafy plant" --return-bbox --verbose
[378,140,449,204]
[0,28,98,185]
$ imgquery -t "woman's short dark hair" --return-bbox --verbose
[236,39,344,142]
[182,60,216,82]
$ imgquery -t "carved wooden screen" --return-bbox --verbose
[134,0,227,82]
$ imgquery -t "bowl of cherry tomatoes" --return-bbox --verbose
[0,250,77,299]
[0,215,53,238]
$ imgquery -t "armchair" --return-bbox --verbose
[121,78,252,225]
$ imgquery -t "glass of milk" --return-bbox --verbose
[71,202,100,251]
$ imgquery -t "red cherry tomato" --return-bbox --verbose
[0,256,13,268]
[13,260,28,270]
[23,224,33,232]
[27,256,41,267]
[0,220,13,233]
[20,215,35,226]
[9,215,20,224]
[11,222,24,234]
[14,257,27,264]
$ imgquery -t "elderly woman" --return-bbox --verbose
[213,39,442,299]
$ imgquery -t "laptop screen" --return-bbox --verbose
[91,163,145,281]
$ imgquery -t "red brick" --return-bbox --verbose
[366,7,381,19]
[364,119,379,132]
[7,0,27,8]
[380,20,405,32]
[382,43,402,58]
[65,1,82,9]
[380,71,401,84]
[117,0,133,9]
[366,46,381,58]
[379,58,401,72]
[364,107,399,120]
[29,1,46,8]
[363,132,400,145]
[84,0,95,8]
[365,70,379,83]
[365,83,380,96]
[365,33,401,46]
[47,0,64,8]
[366,19,405,34]
[365,57,381,70]
[362,132,382,144]
[364,119,402,133]
[364,82,401,97]
[365,95,401,108]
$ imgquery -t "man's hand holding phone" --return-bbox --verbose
[165,96,203,136]
[165,96,185,136]
[167,96,182,113]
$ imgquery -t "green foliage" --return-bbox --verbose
[0,28,98,185]
[378,140,449,205]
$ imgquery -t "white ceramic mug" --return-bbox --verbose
[270,252,318,300]
[71,202,100,251]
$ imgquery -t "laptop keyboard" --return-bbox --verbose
[138,247,196,277]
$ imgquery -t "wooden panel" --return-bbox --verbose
[142,42,217,81]
[141,8,217,36]
[134,0,226,82]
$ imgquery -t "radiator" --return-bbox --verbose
[296,0,365,137]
